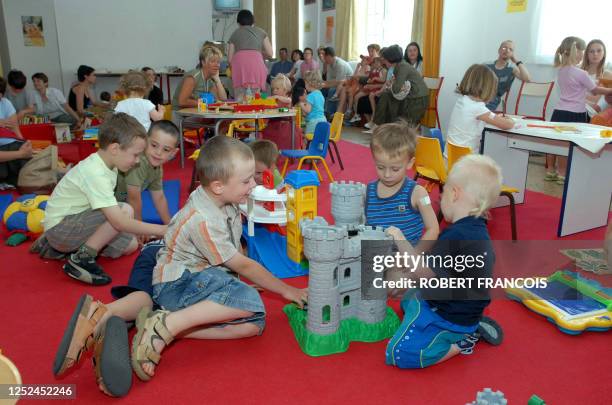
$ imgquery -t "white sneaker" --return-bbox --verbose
[363,128,374,134]
[350,115,362,123]
[364,121,374,129]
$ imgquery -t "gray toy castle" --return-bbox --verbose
[284,181,400,356]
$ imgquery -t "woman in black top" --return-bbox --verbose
[68,65,98,117]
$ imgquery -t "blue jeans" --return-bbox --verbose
[386,292,478,368]
[153,267,266,331]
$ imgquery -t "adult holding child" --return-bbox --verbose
[227,9,273,100]
[369,45,429,130]
[172,45,227,110]
[485,40,531,112]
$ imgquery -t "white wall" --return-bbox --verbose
[0,0,62,90]
[438,0,559,132]
[54,0,214,95]
[302,1,320,50]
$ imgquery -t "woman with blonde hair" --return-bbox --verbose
[580,39,612,115]
[172,44,227,110]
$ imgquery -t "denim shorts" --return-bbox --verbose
[153,267,266,331]
[385,291,478,369]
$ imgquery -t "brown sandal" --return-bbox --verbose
[130,308,174,381]
[53,294,108,376]
[92,316,132,397]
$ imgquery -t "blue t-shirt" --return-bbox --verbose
[305,90,325,122]
[365,177,424,244]
[423,216,495,326]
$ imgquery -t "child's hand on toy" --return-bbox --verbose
[385,226,405,241]
[283,286,308,308]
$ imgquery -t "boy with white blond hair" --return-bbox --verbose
[384,154,504,369]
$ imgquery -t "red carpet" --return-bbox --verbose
[1,140,610,404]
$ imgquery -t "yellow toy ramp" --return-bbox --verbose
[506,271,612,335]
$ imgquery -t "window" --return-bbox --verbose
[358,0,415,54]
[536,0,612,64]
[333,267,338,287]
[344,267,351,279]
[322,305,331,323]
[343,295,350,306]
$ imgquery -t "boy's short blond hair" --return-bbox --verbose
[304,70,323,89]
[271,74,291,94]
[456,64,498,103]
[370,121,417,160]
[99,112,147,150]
[250,139,279,168]
[447,154,502,218]
[119,71,152,95]
[196,135,254,186]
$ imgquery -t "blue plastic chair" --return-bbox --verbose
[280,121,334,181]
[427,128,445,153]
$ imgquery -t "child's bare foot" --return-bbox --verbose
[131,308,174,381]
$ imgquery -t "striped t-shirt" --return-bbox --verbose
[365,178,424,244]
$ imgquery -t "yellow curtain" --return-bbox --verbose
[422,0,443,77]
[253,0,273,43]
[335,0,360,61]
[274,0,299,54]
[420,0,444,128]
[411,0,424,47]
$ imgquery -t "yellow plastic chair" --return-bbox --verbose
[414,136,447,193]
[446,141,518,240]
[306,112,345,170]
[162,104,173,121]
[230,118,267,138]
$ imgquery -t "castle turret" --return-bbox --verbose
[329,181,366,228]
[355,226,392,324]
[303,225,346,335]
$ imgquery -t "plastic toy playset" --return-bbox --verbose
[506,270,612,335]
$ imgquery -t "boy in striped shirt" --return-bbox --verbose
[365,121,439,247]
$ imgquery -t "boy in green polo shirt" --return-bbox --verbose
[115,120,179,225]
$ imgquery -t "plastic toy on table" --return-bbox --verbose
[506,270,612,334]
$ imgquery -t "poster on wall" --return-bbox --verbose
[22,16,45,47]
[322,0,335,11]
[304,21,312,33]
[325,16,334,44]
[506,0,528,13]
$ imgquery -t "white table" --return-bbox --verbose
[481,120,612,237]
[175,108,297,167]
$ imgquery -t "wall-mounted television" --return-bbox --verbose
[214,0,241,12]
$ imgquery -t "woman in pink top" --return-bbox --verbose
[299,48,320,77]
[546,36,612,184]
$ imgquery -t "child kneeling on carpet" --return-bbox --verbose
[250,139,284,189]
[130,135,307,381]
[366,121,439,248]
[115,120,179,228]
[384,154,503,369]
[30,113,167,285]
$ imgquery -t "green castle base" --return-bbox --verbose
[283,304,400,357]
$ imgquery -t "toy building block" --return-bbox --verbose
[329,181,366,227]
[527,395,546,405]
[285,170,320,264]
[467,388,507,405]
